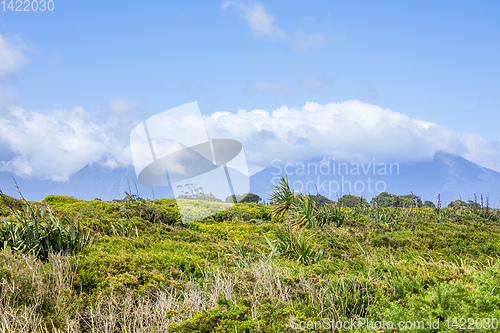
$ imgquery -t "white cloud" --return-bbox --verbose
[222,0,286,40]
[0,34,27,78]
[202,100,500,173]
[459,133,500,173]
[1,100,500,182]
[221,0,330,50]
[0,104,136,181]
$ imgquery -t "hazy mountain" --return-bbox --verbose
[250,152,500,207]
[50,164,175,201]
[1,152,499,207]
[0,164,174,202]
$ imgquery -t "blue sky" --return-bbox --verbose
[1,0,500,180]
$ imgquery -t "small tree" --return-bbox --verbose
[448,199,468,208]
[308,194,334,207]
[423,200,436,208]
[370,192,397,207]
[338,195,368,208]
[225,193,262,204]
[398,194,423,208]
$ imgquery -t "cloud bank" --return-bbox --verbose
[0,101,139,181]
[204,101,500,174]
[1,100,500,181]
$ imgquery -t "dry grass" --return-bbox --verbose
[0,251,372,332]
[0,251,77,332]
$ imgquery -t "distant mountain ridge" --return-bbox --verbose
[0,164,173,202]
[1,152,499,207]
[249,152,500,207]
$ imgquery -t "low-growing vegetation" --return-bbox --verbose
[0,180,499,332]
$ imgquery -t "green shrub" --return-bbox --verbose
[1,194,500,332]
[42,195,79,206]
[0,205,92,261]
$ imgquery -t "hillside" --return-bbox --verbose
[1,188,500,332]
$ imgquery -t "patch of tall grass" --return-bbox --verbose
[0,192,92,261]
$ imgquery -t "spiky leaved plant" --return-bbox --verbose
[0,187,92,261]
[268,176,298,254]
[294,194,316,229]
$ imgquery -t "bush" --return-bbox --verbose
[1,193,500,332]
[0,205,92,261]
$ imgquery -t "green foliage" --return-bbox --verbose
[371,261,500,332]
[307,193,334,206]
[398,194,423,207]
[120,195,181,225]
[74,229,223,293]
[269,177,320,229]
[0,192,23,212]
[370,191,395,206]
[169,297,259,332]
[42,194,79,206]
[267,178,323,265]
[448,198,484,209]
[268,176,296,219]
[188,219,275,240]
[225,192,262,203]
[169,296,320,333]
[423,200,436,208]
[295,232,323,265]
[293,194,316,229]
[227,202,273,221]
[316,204,346,227]
[371,192,423,207]
[338,194,369,207]
[176,199,232,223]
[265,225,293,258]
[1,190,500,331]
[0,205,91,261]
